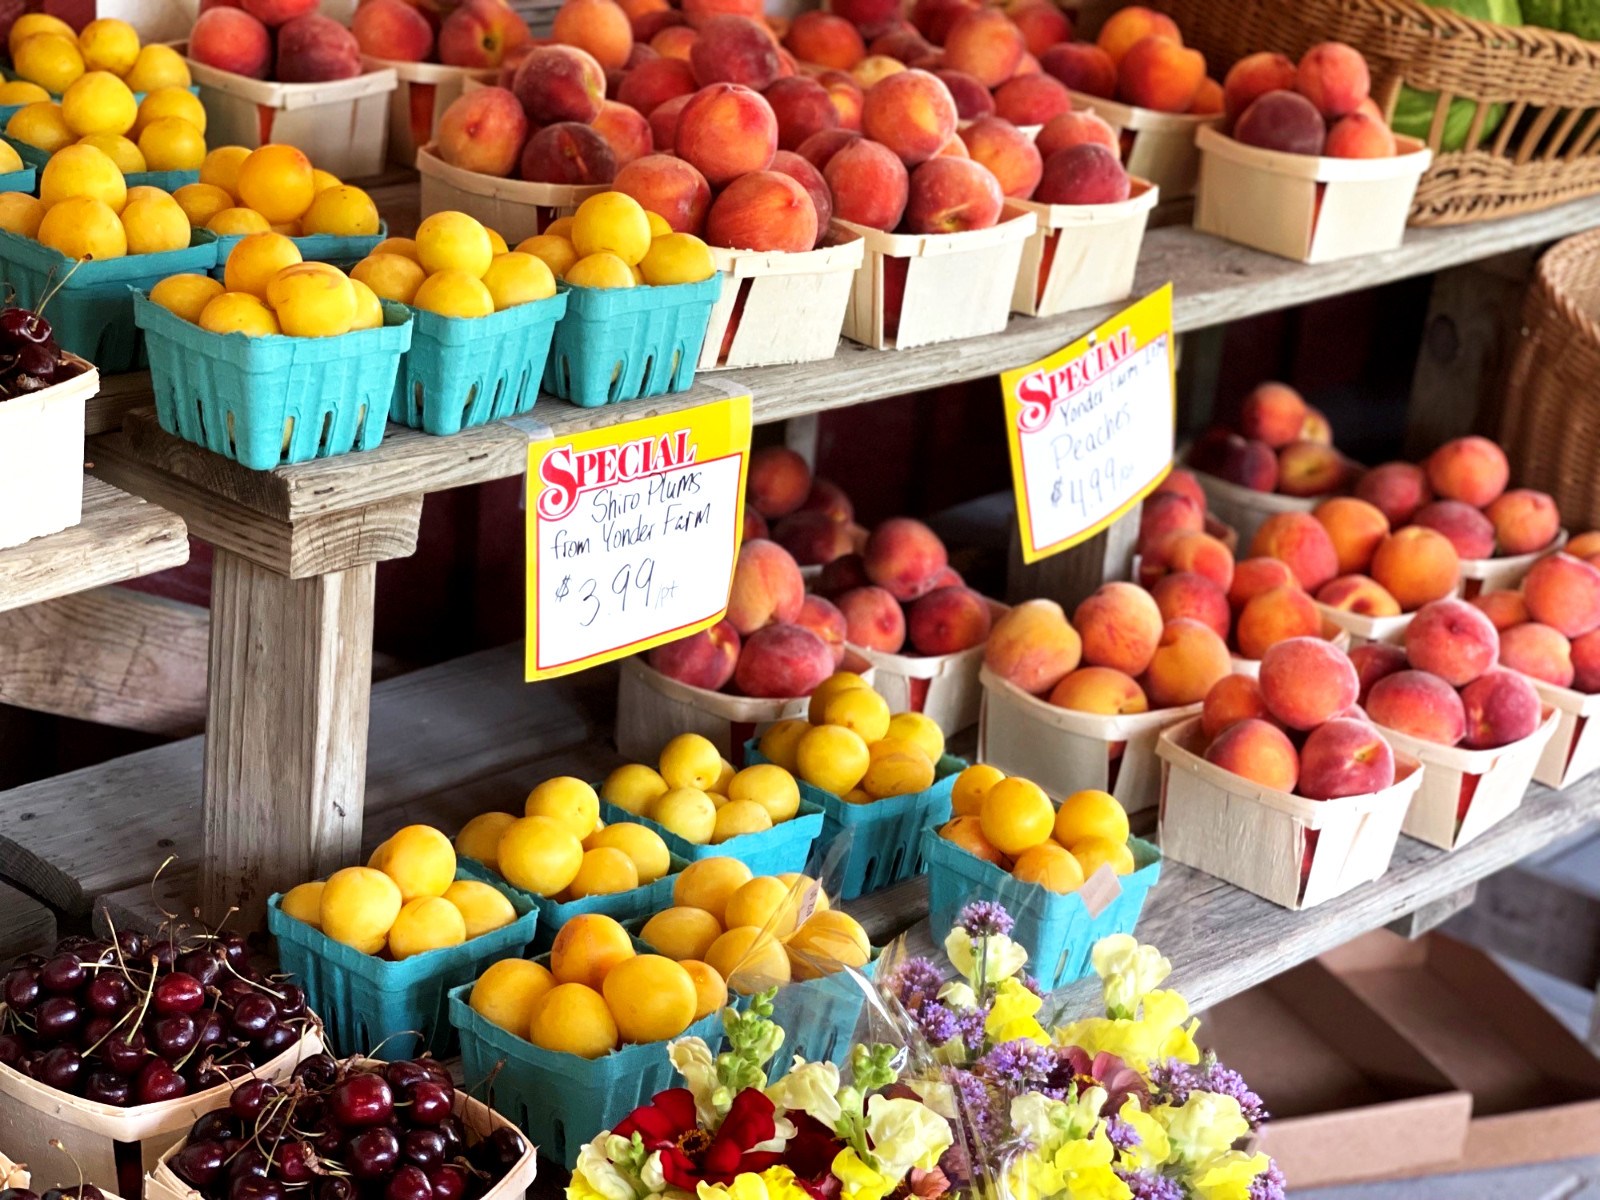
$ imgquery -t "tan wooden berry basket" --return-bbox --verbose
[615,651,876,764]
[1194,126,1433,264]
[979,666,1200,814]
[0,1027,323,1199]
[698,230,865,371]
[1010,177,1159,318]
[1376,708,1559,851]
[1148,0,1600,226]
[1314,601,1414,648]
[1231,621,1351,678]
[1454,530,1567,599]
[416,143,604,244]
[1157,715,1423,910]
[361,55,497,169]
[842,599,1007,736]
[181,49,397,181]
[834,206,1036,351]
[144,1057,536,1200]
[1525,677,1600,791]
[1190,465,1321,552]
[0,354,95,551]
[1066,91,1222,199]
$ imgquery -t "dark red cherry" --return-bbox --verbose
[151,1014,197,1059]
[228,1147,269,1183]
[402,1130,446,1170]
[37,1045,83,1093]
[385,1060,430,1093]
[294,1052,339,1091]
[173,1140,228,1188]
[3,968,41,1012]
[346,1127,400,1180]
[230,1078,279,1120]
[103,1031,148,1075]
[273,1142,319,1185]
[481,1127,528,1171]
[175,950,223,988]
[113,930,146,961]
[256,1022,298,1055]
[35,996,82,1041]
[190,1110,240,1143]
[216,932,249,968]
[0,1033,25,1068]
[385,1166,431,1200]
[330,1073,393,1128]
[317,1180,355,1200]
[153,973,205,1016]
[230,995,277,1038]
[84,974,133,1017]
[195,1011,227,1051]
[229,1178,284,1200]
[135,1059,186,1104]
[84,1069,132,1106]
[426,1168,465,1200]
[40,954,85,993]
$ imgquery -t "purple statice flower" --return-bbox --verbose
[979,1039,1065,1098]
[954,1005,989,1054]
[1248,1160,1287,1200]
[955,901,1014,938]
[911,1001,962,1049]
[1019,973,1044,998]
[1105,1115,1140,1153]
[1152,1056,1269,1129]
[947,1068,1006,1149]
[890,957,945,1007]
[1115,1171,1184,1200]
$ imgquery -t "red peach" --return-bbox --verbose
[650,619,741,689]
[675,81,779,185]
[799,477,853,524]
[690,15,780,88]
[1298,716,1395,799]
[1095,4,1179,67]
[727,539,805,633]
[1036,109,1119,158]
[1523,553,1600,637]
[910,0,981,45]
[1150,571,1231,639]
[552,0,633,70]
[796,127,862,171]
[958,115,1042,199]
[706,168,817,251]
[436,87,529,178]
[1371,527,1461,612]
[773,510,854,566]
[649,92,693,146]
[993,72,1071,124]
[1499,622,1574,688]
[1316,575,1401,618]
[1034,143,1130,204]
[862,68,958,165]
[1188,428,1278,492]
[1325,111,1396,158]
[904,155,1005,232]
[652,24,698,59]
[941,8,1024,87]
[1485,489,1561,556]
[1355,461,1433,527]
[352,0,433,60]
[1144,617,1232,708]
[635,10,687,40]
[617,55,697,113]
[1204,718,1299,793]
[1236,585,1322,661]
[1159,530,1235,591]
[1117,34,1204,113]
[190,7,272,77]
[785,11,864,70]
[819,70,865,129]
[816,552,870,599]
[1239,381,1306,448]
[1201,673,1270,738]
[1350,642,1407,703]
[1234,89,1326,156]
[1049,666,1148,715]
[796,594,848,666]
[1189,76,1223,115]
[521,121,618,184]
[1074,581,1163,676]
[747,445,811,518]
[593,100,653,165]
[864,517,948,601]
[742,504,768,542]
[1223,51,1296,126]
[1405,597,1499,686]
[1313,496,1389,576]
[514,44,607,125]
[1277,440,1345,498]
[770,149,833,238]
[870,26,937,61]
[986,598,1082,694]
[1425,435,1510,508]
[1229,557,1298,612]
[764,75,840,150]
[1040,41,1116,98]
[837,585,906,652]
[238,0,314,26]
[908,584,993,654]
[1138,491,1204,551]
[1412,500,1496,561]
[1009,0,1070,57]
[1251,511,1340,592]
[735,622,835,698]
[1472,589,1530,632]
[275,12,362,82]
[682,0,762,27]
[1300,406,1333,444]
[1259,635,1359,730]
[826,137,910,229]
[1460,668,1542,750]
[1368,669,1466,745]
[831,0,899,33]
[1568,531,1600,559]
[1295,41,1370,121]
[613,153,711,234]
[1573,628,1600,692]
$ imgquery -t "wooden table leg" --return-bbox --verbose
[202,548,376,925]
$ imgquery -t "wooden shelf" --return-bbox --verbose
[0,475,188,616]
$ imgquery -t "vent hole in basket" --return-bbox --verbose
[558,354,571,396]
[552,1115,568,1165]
[413,380,426,425]
[317,410,335,455]
[608,358,628,404]
[202,403,214,449]
[670,348,682,384]
[887,845,905,880]
[1106,744,1124,793]
[281,416,296,459]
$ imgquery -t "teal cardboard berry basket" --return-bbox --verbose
[543,274,722,407]
[206,223,389,280]
[0,227,216,371]
[2,137,197,192]
[596,794,824,876]
[745,741,962,899]
[448,975,722,1169]
[0,168,34,192]
[754,955,878,1067]
[134,290,410,468]
[921,826,1162,990]
[457,850,681,952]
[0,84,199,133]
[267,867,538,1061]
[390,290,567,435]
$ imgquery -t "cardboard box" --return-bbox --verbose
[1322,930,1600,1174]
[699,231,865,370]
[1202,959,1472,1188]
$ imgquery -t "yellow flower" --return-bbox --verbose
[1189,1151,1272,1200]
[1116,1099,1171,1174]
[985,977,1048,1046]
[1091,936,1171,1020]
[1046,1137,1131,1200]
[569,1139,643,1200]
[1157,1094,1250,1167]
[1056,989,1199,1072]
[1140,989,1200,1067]
[696,1174,768,1200]
[863,1095,955,1177]
[832,1149,895,1200]
[944,928,1029,987]
[766,1060,842,1129]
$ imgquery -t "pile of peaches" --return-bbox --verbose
[745,444,867,565]
[1479,543,1600,693]
[1220,40,1399,160]
[352,0,530,72]
[1187,381,1351,499]
[190,0,367,84]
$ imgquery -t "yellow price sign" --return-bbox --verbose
[1002,285,1176,564]
[525,395,753,681]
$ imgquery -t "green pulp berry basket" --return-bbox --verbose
[922,827,1162,990]
[135,290,411,468]
[207,223,389,280]
[596,794,824,876]
[543,275,722,407]
[2,133,197,188]
[448,977,723,1169]
[0,168,34,192]
[457,851,682,952]
[0,227,217,370]
[745,742,962,900]
[267,868,538,1061]
[390,291,567,435]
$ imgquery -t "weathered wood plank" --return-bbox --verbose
[0,882,54,960]
[0,588,208,735]
[0,477,188,615]
[86,370,152,436]
[1386,881,1477,939]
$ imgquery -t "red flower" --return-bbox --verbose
[780,1113,846,1200]
[615,1087,785,1189]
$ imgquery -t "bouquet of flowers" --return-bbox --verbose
[568,990,957,1200]
[876,902,1284,1200]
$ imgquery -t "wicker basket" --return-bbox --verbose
[1500,229,1600,530]
[1148,0,1600,225]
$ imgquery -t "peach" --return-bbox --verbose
[1325,112,1396,159]
[1239,381,1307,449]
[870,27,936,61]
[1485,489,1560,556]
[650,619,741,689]
[676,82,778,185]
[1473,589,1530,632]
[1355,461,1433,527]
[1096,5,1179,66]
[1573,628,1600,692]
[797,127,862,171]
[682,0,761,26]
[826,135,910,229]
[1523,553,1600,637]
[1010,0,1071,58]
[652,25,699,60]
[1074,581,1163,676]
[1117,35,1204,113]
[1158,530,1234,591]
[994,73,1071,125]
[1251,511,1339,592]
[1460,669,1542,750]
[1298,716,1395,799]
[1040,42,1116,98]
[862,69,958,165]
[1234,90,1326,156]
[1405,597,1499,686]
[612,154,710,236]
[735,622,835,698]
[1277,440,1345,498]
[649,92,693,145]
[436,87,529,178]
[1204,718,1299,793]
[772,510,853,566]
[820,70,865,129]
[743,505,768,542]
[854,54,910,87]
[817,553,871,599]
[1295,41,1370,121]
[690,15,780,88]
[440,0,531,66]
[1190,75,1224,115]
[239,0,314,26]
[864,517,948,600]
[1236,585,1321,661]
[1188,428,1278,493]
[1201,673,1269,738]
[352,0,432,61]
[801,477,853,523]
[1049,666,1148,715]
[1144,617,1232,708]
[515,45,607,125]
[592,99,653,165]
[747,446,811,518]
[832,0,899,30]
[938,8,1023,88]
[706,168,817,251]
[985,598,1082,694]
[1313,496,1389,575]
[1259,635,1359,730]
[1568,531,1600,559]
[1229,557,1297,612]
[521,121,618,184]
[1350,642,1407,702]
[770,149,833,237]
[1223,51,1296,125]
[190,8,273,77]
[764,76,839,150]
[908,584,993,654]
[1316,575,1400,618]
[1367,670,1466,745]
[636,10,687,40]
[727,538,805,633]
[1425,435,1509,508]
[1412,500,1496,561]
[796,594,848,666]
[1149,572,1230,639]
[959,115,1042,199]
[836,586,905,652]
[1037,110,1119,159]
[1139,491,1204,553]
[1499,621,1573,688]
[785,11,863,69]
[1035,143,1130,204]
[904,155,1004,232]
[1300,406,1333,444]
[618,55,697,113]
[910,0,981,45]
[1371,527,1460,612]
[275,13,362,82]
